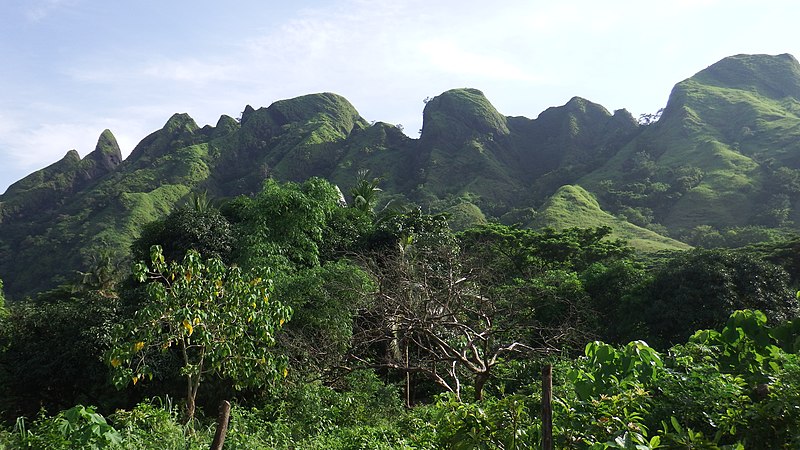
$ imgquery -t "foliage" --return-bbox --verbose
[632,248,797,347]
[568,340,663,401]
[689,310,782,382]
[349,169,382,213]
[226,177,342,271]
[2,405,122,450]
[421,393,539,449]
[275,261,374,375]
[108,246,291,419]
[0,287,119,420]
[132,205,234,263]
[110,399,197,449]
[4,310,800,447]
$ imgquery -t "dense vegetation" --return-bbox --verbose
[0,176,799,448]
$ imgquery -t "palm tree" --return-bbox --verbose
[350,169,382,213]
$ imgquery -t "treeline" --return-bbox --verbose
[0,176,798,448]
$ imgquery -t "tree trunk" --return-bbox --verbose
[474,372,489,401]
[186,372,201,422]
[186,377,196,421]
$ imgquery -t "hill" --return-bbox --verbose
[532,185,690,252]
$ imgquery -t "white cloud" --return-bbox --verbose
[418,39,540,82]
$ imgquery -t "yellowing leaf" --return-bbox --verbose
[283,367,288,378]
[185,271,192,282]
[133,341,145,352]
[279,318,285,327]
[183,319,194,336]
[251,302,256,309]
[110,358,121,368]
[193,317,201,325]
[132,375,139,385]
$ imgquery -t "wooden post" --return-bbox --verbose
[542,364,553,450]
[210,400,231,450]
[405,344,411,408]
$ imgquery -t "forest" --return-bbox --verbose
[1,174,800,449]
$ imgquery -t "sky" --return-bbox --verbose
[1,0,799,193]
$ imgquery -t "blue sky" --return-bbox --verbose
[2,0,799,193]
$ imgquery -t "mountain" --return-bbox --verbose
[3,53,800,299]
[581,53,800,233]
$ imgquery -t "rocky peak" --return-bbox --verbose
[420,88,509,141]
[85,129,122,173]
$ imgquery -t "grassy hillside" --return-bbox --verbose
[532,185,690,252]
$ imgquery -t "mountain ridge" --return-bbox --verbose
[2,53,800,299]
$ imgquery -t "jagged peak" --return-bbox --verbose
[1,150,82,198]
[128,113,200,161]
[211,114,240,138]
[420,88,509,140]
[536,96,612,126]
[563,96,611,115]
[240,105,256,123]
[215,114,238,128]
[63,149,81,162]
[85,129,122,172]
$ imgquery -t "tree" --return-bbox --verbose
[108,246,291,420]
[634,249,798,347]
[132,206,234,264]
[354,216,591,402]
[0,286,119,419]
[275,261,374,376]
[226,178,342,271]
